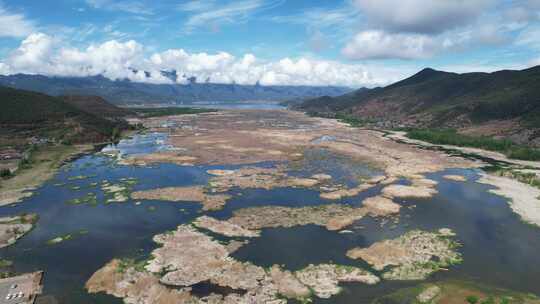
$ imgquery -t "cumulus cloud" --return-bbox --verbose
[341,0,517,60]
[5,33,57,74]
[2,33,167,84]
[0,32,408,87]
[354,0,492,34]
[342,30,437,60]
[0,5,35,38]
[144,49,404,86]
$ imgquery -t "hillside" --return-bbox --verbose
[0,74,351,105]
[296,66,540,145]
[60,95,134,118]
[0,86,129,144]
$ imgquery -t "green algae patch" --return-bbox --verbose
[101,178,138,204]
[46,229,89,245]
[47,234,73,245]
[116,257,149,274]
[68,174,96,181]
[0,259,13,268]
[66,193,98,205]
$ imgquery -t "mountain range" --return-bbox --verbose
[295,65,540,145]
[0,74,351,105]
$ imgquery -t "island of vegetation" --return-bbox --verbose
[346,229,462,280]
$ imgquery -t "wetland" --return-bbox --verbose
[1,109,540,303]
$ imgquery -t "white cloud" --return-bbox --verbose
[180,0,283,33]
[2,33,167,83]
[6,33,55,74]
[86,0,152,15]
[148,49,399,87]
[0,5,35,38]
[342,1,517,61]
[438,62,529,74]
[441,21,510,52]
[516,26,540,49]
[529,57,540,67]
[342,30,438,60]
[525,0,540,9]
[0,32,411,87]
[270,4,360,50]
[177,0,216,12]
[271,6,359,29]
[474,23,510,45]
[354,0,492,34]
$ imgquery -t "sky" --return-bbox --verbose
[0,0,539,87]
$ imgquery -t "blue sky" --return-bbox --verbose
[0,0,539,87]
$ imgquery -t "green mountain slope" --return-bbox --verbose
[296,65,540,145]
[60,95,134,118]
[0,86,129,144]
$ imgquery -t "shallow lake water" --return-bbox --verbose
[174,102,286,110]
[1,133,540,303]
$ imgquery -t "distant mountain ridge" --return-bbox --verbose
[295,65,540,145]
[0,74,351,105]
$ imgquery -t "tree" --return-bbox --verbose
[0,168,12,179]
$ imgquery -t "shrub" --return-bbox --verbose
[507,147,540,161]
[18,157,32,169]
[481,297,495,304]
[407,129,540,161]
[0,168,12,178]
[466,295,479,304]
[335,113,369,127]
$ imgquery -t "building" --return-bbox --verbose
[0,272,43,304]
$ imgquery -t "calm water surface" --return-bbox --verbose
[0,133,539,303]
[174,102,285,110]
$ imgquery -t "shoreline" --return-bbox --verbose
[477,173,540,227]
[386,130,540,169]
[383,129,540,227]
[0,128,139,208]
[0,144,94,207]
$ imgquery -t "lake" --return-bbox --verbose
[1,127,540,303]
